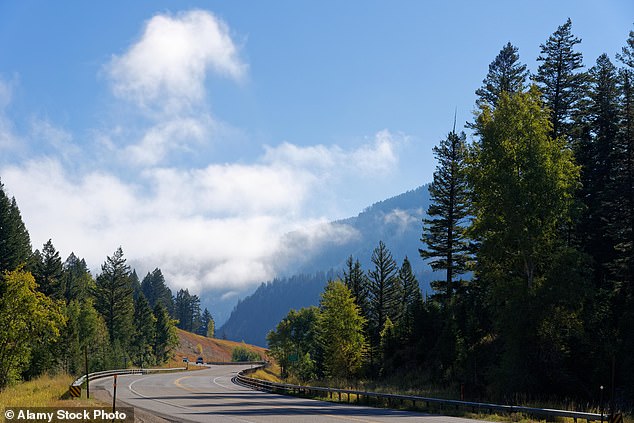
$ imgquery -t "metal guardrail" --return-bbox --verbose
[70,367,187,390]
[235,366,607,423]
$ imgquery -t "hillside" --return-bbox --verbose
[170,328,269,364]
[219,184,438,347]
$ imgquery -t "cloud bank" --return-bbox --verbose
[0,10,404,300]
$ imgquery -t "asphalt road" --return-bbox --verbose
[91,365,488,423]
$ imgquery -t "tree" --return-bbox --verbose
[470,87,581,393]
[267,306,319,380]
[131,295,156,367]
[367,241,401,335]
[421,128,471,300]
[93,247,134,348]
[316,280,366,380]
[62,253,93,303]
[534,18,586,140]
[173,288,201,332]
[0,181,31,273]
[475,42,529,108]
[153,303,178,364]
[141,268,173,314]
[0,270,65,389]
[33,239,64,299]
[342,255,369,320]
[396,257,422,341]
[200,308,215,338]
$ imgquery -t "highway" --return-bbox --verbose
[90,365,488,423]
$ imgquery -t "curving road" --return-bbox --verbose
[91,365,487,423]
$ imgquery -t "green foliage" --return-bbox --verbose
[535,18,586,140]
[93,247,134,348]
[475,42,529,108]
[316,280,366,380]
[140,268,174,315]
[153,303,178,364]
[131,295,156,367]
[231,343,261,362]
[201,308,215,338]
[32,239,63,299]
[0,270,65,389]
[0,182,32,274]
[267,307,319,380]
[421,128,472,300]
[174,288,201,333]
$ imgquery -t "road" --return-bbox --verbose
[91,365,488,423]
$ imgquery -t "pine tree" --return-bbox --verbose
[62,253,93,303]
[153,303,178,364]
[577,54,621,286]
[397,256,422,340]
[93,247,134,347]
[534,18,586,140]
[421,128,471,300]
[475,42,529,108]
[131,295,156,367]
[33,239,63,298]
[200,308,214,337]
[141,268,174,314]
[0,181,32,273]
[342,255,369,320]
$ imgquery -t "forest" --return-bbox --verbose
[0,185,217,390]
[267,20,634,410]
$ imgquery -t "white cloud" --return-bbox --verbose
[263,129,401,177]
[123,117,211,166]
[107,10,246,114]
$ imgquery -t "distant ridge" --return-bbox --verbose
[219,184,435,346]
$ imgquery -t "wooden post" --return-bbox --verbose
[84,346,89,399]
[112,375,117,413]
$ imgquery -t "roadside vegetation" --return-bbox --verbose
[267,20,634,416]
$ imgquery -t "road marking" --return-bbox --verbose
[129,377,189,410]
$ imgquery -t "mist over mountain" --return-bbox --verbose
[219,184,435,346]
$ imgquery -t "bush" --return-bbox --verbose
[231,344,261,362]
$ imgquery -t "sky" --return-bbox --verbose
[0,1,632,308]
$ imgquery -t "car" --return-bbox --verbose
[196,356,204,364]
[182,357,189,363]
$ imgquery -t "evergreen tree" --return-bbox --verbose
[397,256,422,340]
[534,18,586,140]
[367,241,401,372]
[153,303,178,364]
[131,295,156,367]
[342,255,369,320]
[141,268,173,314]
[0,182,31,273]
[577,55,621,286]
[421,128,471,300]
[93,247,134,348]
[475,42,529,108]
[62,253,93,303]
[173,288,201,332]
[200,308,214,338]
[33,239,63,298]
[316,280,366,380]
[129,270,142,300]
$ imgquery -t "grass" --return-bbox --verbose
[0,373,104,408]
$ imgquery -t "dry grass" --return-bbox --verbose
[0,373,104,408]
[170,329,269,365]
[250,362,282,383]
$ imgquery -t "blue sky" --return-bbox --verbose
[0,1,632,302]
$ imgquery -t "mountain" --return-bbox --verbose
[219,184,435,347]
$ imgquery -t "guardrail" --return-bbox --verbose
[69,366,187,397]
[235,366,607,423]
